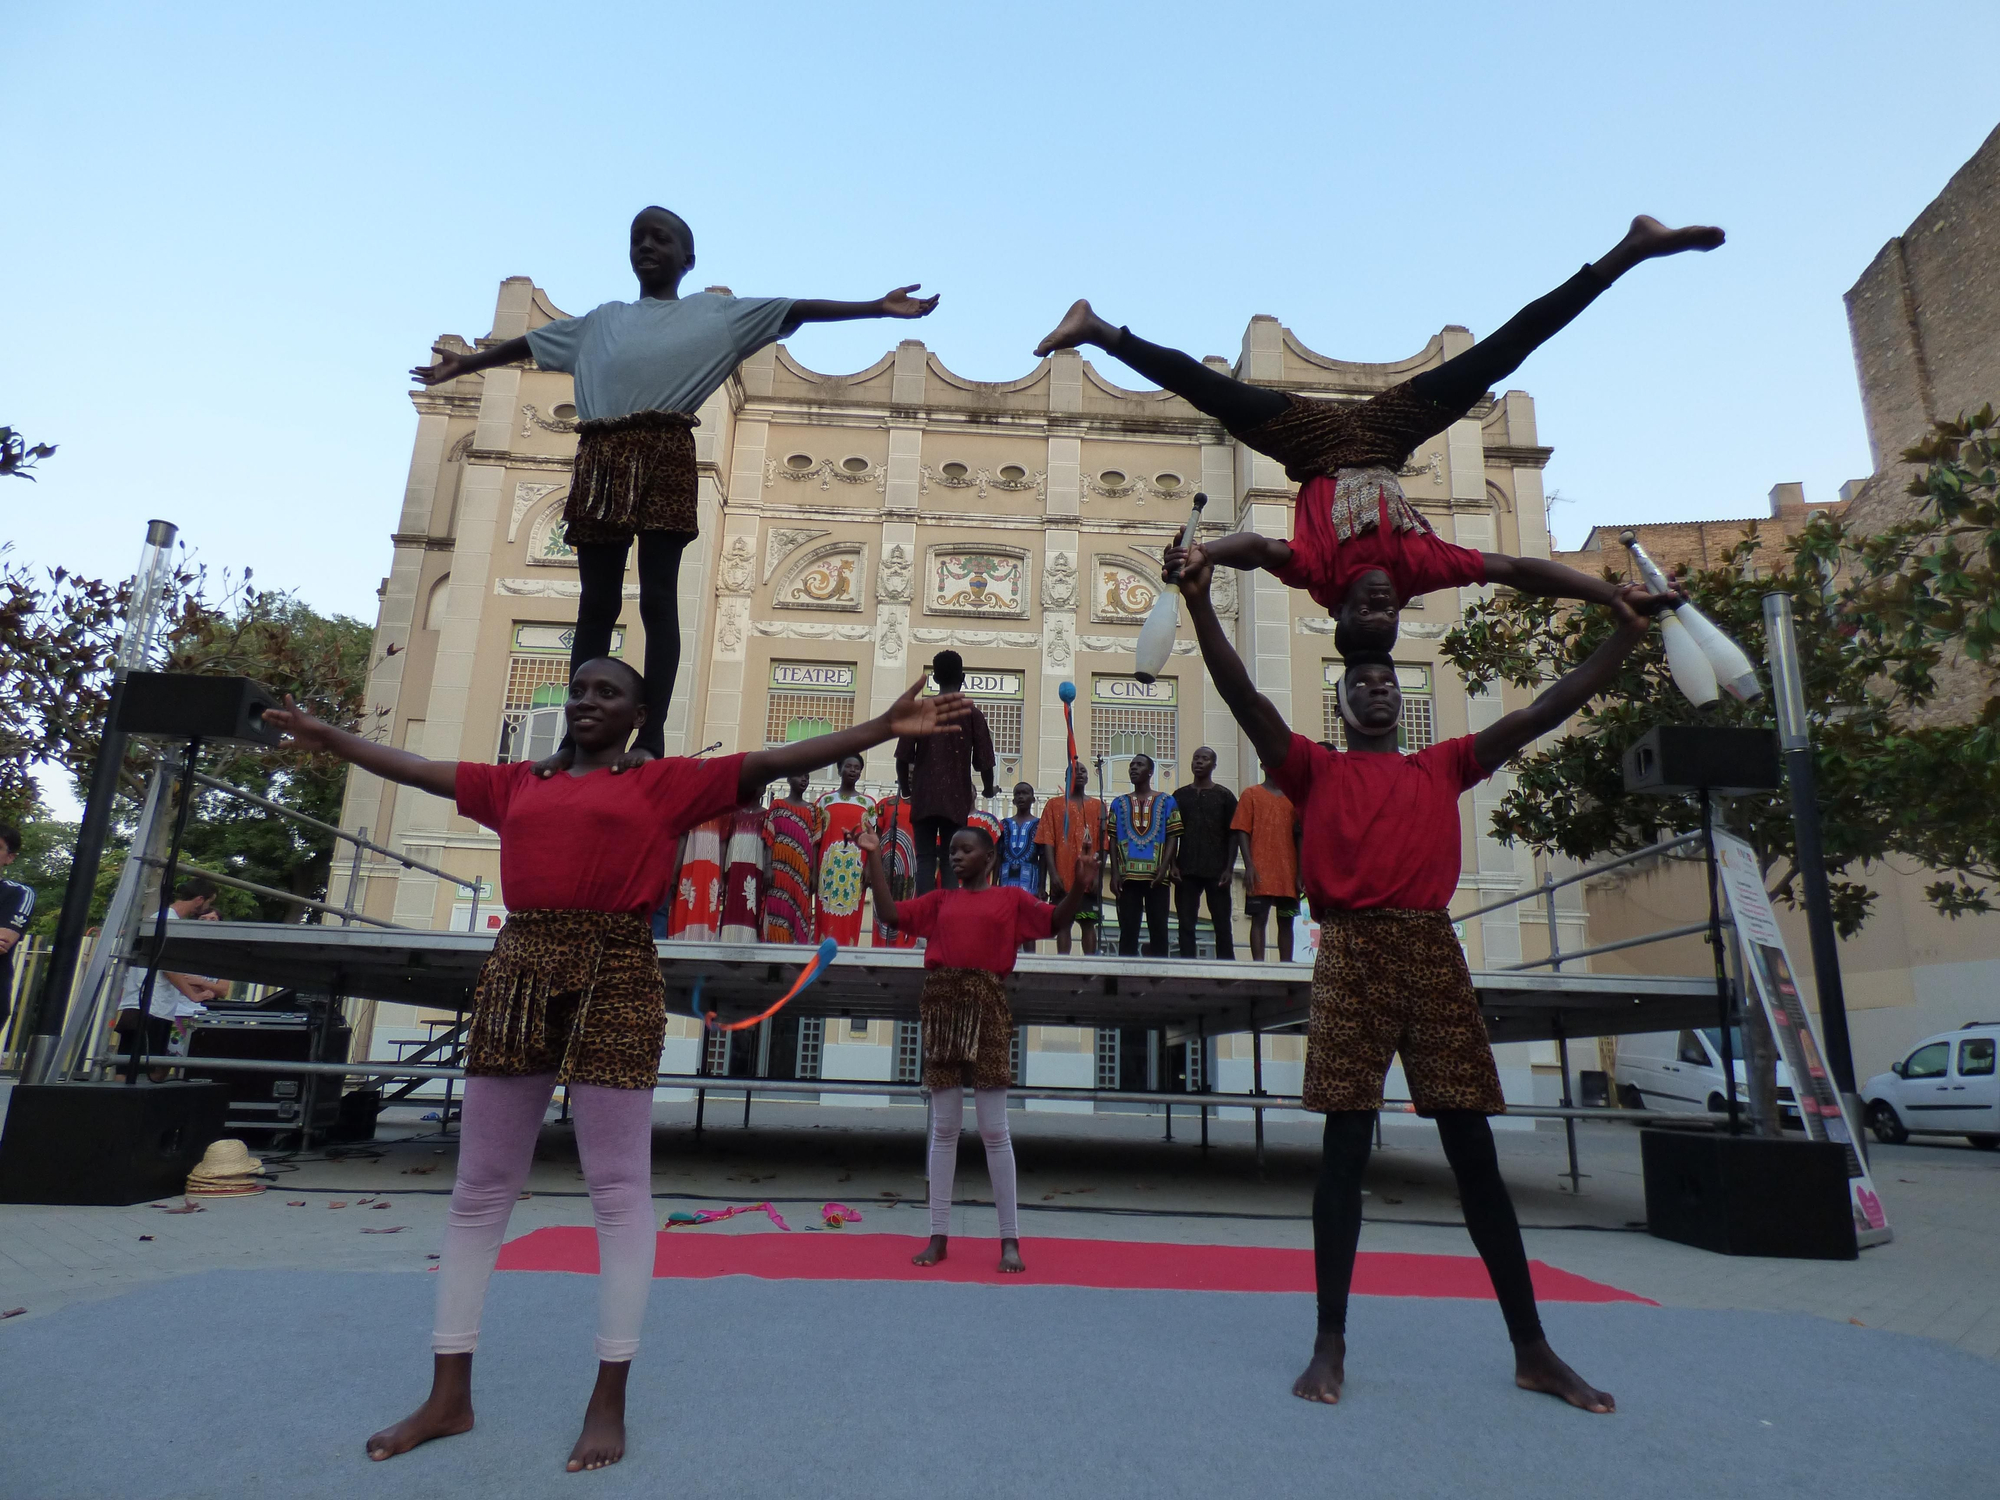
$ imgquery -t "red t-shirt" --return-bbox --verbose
[1275,478,1487,611]
[455,754,747,915]
[893,885,1056,974]
[1268,732,1491,913]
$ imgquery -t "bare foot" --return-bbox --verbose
[367,1354,475,1461]
[1513,1338,1615,1414]
[911,1234,948,1267]
[566,1360,629,1472]
[1595,215,1726,279]
[998,1237,1025,1274]
[1291,1329,1346,1405]
[1033,299,1119,358]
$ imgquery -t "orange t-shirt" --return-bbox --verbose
[1034,796,1105,892]
[1231,783,1300,899]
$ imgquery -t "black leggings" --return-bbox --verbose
[1313,1109,1544,1346]
[570,531,689,758]
[1110,266,1608,440]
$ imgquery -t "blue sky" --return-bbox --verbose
[5,0,1997,629]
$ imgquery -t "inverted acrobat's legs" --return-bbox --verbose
[1034,302,1290,433]
[1434,1111,1615,1414]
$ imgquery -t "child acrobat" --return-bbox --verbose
[1035,216,1722,646]
[414,206,938,765]
[858,821,1100,1273]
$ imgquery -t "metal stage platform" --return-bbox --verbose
[158,922,1717,1045]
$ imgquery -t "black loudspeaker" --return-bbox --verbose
[0,1083,232,1205]
[331,1087,381,1143]
[1641,1129,1857,1259]
[116,672,281,747]
[1621,725,1781,796]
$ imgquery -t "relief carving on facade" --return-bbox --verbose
[1081,471,1195,506]
[1045,615,1073,669]
[878,611,906,664]
[1091,556,1159,623]
[717,535,756,596]
[520,404,579,437]
[1080,633,1194,656]
[764,527,828,583]
[509,481,565,542]
[716,601,745,656]
[926,547,1028,619]
[750,620,873,640]
[525,501,578,566]
[773,544,865,612]
[1211,563,1238,619]
[494,577,640,599]
[447,432,476,462]
[909,628,1041,650]
[877,544,913,602]
[1041,550,1078,608]
[764,455,888,492]
[917,463,1047,501]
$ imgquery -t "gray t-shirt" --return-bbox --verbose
[525,293,798,421]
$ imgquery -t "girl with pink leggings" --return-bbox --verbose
[269,667,976,1473]
[859,818,1102,1274]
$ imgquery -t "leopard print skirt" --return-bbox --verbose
[1238,383,1458,488]
[563,409,700,545]
[1302,908,1504,1116]
[918,967,1015,1092]
[465,909,665,1090]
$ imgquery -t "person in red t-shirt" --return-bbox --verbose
[858,820,1099,1275]
[267,662,971,1473]
[1178,548,1650,1417]
[1036,214,1719,648]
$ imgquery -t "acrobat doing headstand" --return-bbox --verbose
[1177,543,1654,1412]
[1036,216,1722,648]
[415,206,938,767]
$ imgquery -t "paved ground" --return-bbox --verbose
[5,1093,1998,1358]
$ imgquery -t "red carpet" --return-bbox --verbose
[496,1227,1650,1304]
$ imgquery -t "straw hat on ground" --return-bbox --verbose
[186,1138,265,1197]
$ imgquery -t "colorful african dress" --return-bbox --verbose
[667,812,728,940]
[814,791,875,947]
[997,815,1042,895]
[719,804,768,943]
[761,797,818,944]
[872,796,917,948]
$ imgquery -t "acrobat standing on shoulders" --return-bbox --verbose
[860,820,1099,1274]
[266,669,971,1473]
[1037,216,1721,647]
[414,206,938,768]
[1176,544,1654,1412]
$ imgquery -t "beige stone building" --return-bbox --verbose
[336,276,1580,1109]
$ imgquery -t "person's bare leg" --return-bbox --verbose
[367,1353,476,1460]
[911,1234,948,1266]
[566,1359,630,1471]
[1592,215,1725,281]
[1034,299,1121,357]
[1292,1329,1346,1404]
[1247,913,1267,962]
[1054,924,1074,956]
[999,1237,1026,1274]
[1514,1340,1615,1413]
[1277,918,1295,964]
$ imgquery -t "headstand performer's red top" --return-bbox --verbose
[894,886,1055,974]
[456,754,747,914]
[1273,482,1488,614]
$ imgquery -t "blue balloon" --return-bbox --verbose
[1058,680,1077,703]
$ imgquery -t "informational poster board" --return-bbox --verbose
[1713,831,1892,1247]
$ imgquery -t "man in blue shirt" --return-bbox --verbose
[1107,755,1181,957]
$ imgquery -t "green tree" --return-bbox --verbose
[1443,408,2000,935]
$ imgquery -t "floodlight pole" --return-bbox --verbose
[1761,594,1855,1094]
[21,520,178,1085]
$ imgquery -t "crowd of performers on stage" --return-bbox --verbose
[260,204,1726,1468]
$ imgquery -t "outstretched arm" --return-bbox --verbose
[1165,533,1292,578]
[410,337,532,387]
[740,676,970,800]
[1482,553,1680,615]
[1471,590,1650,772]
[1178,551,1295,769]
[264,697,459,799]
[1049,850,1102,929]
[789,286,939,325]
[858,826,900,928]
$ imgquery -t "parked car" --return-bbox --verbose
[1860,1023,2000,1148]
[1616,1026,1799,1122]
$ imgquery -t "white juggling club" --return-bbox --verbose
[1134,492,1207,684]
[1621,530,1761,703]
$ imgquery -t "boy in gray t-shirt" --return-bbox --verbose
[414,206,937,766]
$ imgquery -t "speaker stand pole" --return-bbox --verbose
[125,738,203,1084]
[1701,791,1742,1135]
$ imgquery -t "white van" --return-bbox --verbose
[1616,1027,1799,1122]
[1859,1023,2000,1148]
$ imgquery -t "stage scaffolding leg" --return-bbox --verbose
[1251,1009,1266,1182]
[1198,1016,1210,1153]
[1542,874,1583,1194]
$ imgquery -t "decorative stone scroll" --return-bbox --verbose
[1091,557,1158,623]
[773,544,865,612]
[926,548,1028,618]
